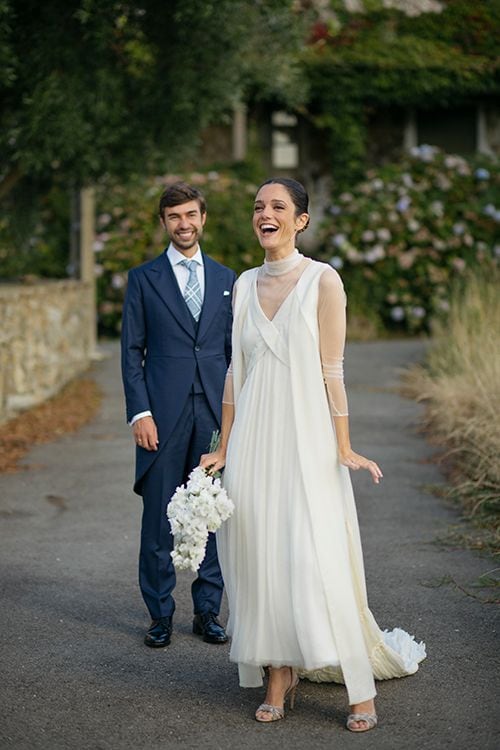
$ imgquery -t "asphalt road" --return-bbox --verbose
[0,340,498,750]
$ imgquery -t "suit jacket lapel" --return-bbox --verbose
[144,252,196,339]
[197,254,226,342]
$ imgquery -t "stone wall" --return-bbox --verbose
[0,280,94,422]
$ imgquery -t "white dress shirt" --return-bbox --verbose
[167,243,205,299]
[130,243,205,426]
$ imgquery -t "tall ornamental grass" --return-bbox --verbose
[406,270,500,550]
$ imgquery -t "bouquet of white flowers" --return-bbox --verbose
[167,437,234,572]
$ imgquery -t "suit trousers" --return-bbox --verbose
[139,392,224,620]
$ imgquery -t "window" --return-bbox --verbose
[417,106,477,154]
[271,111,299,169]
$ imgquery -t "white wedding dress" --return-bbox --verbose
[217,252,425,705]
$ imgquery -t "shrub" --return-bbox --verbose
[318,147,499,334]
[0,179,71,279]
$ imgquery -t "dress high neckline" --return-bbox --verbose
[262,249,304,276]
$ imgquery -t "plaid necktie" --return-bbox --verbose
[180,259,202,321]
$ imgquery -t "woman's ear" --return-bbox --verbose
[296,213,310,234]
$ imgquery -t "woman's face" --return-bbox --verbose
[253,183,308,254]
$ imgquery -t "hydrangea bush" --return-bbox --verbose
[318,147,499,333]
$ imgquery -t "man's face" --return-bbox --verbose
[160,200,207,255]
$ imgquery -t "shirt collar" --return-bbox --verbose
[166,243,204,266]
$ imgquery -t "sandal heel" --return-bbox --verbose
[288,683,297,710]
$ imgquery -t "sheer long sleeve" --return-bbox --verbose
[318,268,349,417]
[221,282,238,407]
[222,362,234,405]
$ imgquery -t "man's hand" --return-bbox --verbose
[133,416,159,451]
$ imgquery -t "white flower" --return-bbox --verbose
[97,213,112,227]
[329,256,344,270]
[167,465,234,572]
[364,245,386,263]
[390,306,405,321]
[430,201,444,217]
[410,306,426,319]
[339,192,353,203]
[396,196,411,212]
[435,174,451,191]
[361,230,375,242]
[332,233,347,248]
[345,245,362,263]
[444,155,464,169]
[382,1,443,17]
[451,257,466,272]
[111,273,126,289]
[377,228,392,242]
[410,144,437,162]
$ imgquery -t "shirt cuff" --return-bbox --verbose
[129,410,152,426]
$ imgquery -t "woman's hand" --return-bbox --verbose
[339,448,383,485]
[199,449,226,475]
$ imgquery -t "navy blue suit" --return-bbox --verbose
[121,250,236,619]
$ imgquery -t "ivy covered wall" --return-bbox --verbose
[301,0,500,185]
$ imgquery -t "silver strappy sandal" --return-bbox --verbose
[346,712,378,732]
[255,669,299,723]
[255,703,285,722]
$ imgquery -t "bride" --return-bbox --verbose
[200,177,425,732]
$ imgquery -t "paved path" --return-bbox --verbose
[0,341,497,750]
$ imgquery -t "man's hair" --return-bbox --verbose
[158,182,207,218]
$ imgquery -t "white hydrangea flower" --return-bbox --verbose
[167,465,235,572]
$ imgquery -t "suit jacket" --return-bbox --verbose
[121,250,236,493]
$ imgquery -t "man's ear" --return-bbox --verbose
[201,211,207,227]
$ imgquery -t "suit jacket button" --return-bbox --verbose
[194,345,200,352]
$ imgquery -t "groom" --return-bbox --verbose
[121,182,236,647]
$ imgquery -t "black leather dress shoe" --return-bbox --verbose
[193,612,228,644]
[144,616,173,647]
